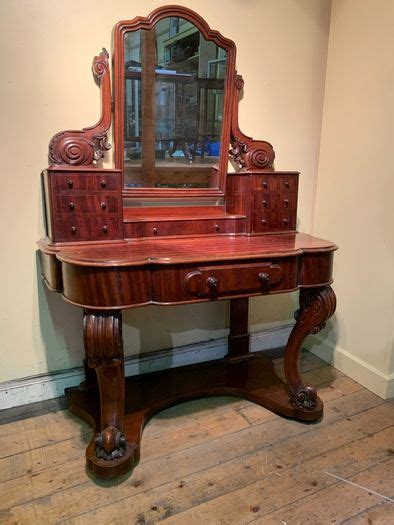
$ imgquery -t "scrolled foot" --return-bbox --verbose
[94,425,127,460]
[290,385,317,410]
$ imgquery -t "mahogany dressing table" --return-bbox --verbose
[38,6,337,479]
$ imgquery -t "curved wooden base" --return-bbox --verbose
[65,351,323,479]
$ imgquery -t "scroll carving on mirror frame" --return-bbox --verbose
[48,48,112,167]
[230,75,275,171]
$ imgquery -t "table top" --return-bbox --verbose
[39,233,337,267]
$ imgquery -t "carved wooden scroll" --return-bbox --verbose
[48,49,112,167]
[230,75,275,171]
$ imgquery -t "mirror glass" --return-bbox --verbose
[123,17,227,188]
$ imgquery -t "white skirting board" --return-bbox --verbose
[0,324,293,410]
[308,336,394,400]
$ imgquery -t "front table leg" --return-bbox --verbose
[284,286,336,412]
[83,310,134,477]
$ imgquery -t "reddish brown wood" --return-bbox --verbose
[228,298,252,361]
[37,6,338,481]
[229,75,275,171]
[82,310,135,477]
[43,168,123,242]
[284,286,336,409]
[113,6,237,198]
[66,348,324,479]
[48,49,112,167]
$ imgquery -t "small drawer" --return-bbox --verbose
[253,210,296,233]
[254,193,297,212]
[126,218,242,238]
[53,173,121,192]
[256,174,298,193]
[56,194,120,214]
[183,260,296,298]
[54,216,121,242]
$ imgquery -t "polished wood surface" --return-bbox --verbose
[37,5,338,480]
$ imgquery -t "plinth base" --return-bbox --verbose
[65,351,322,479]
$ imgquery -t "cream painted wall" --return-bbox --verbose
[0,0,331,383]
[309,0,394,398]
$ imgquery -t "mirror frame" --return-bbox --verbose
[113,5,237,199]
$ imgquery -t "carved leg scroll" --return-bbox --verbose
[83,310,134,476]
[284,286,336,411]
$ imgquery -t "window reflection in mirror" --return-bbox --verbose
[124,17,227,188]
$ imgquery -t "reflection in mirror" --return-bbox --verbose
[124,17,227,188]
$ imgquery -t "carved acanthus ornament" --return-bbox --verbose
[230,75,275,171]
[48,49,112,166]
[285,286,336,410]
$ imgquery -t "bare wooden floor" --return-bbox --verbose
[0,350,393,524]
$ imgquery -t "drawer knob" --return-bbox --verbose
[262,200,268,207]
[284,181,290,188]
[261,219,267,225]
[68,202,75,211]
[206,276,219,290]
[67,180,74,189]
[282,218,289,225]
[102,225,108,234]
[262,181,268,188]
[214,224,220,232]
[100,202,107,210]
[71,226,77,234]
[258,272,270,288]
[100,180,107,188]
[283,199,289,207]
[152,227,158,235]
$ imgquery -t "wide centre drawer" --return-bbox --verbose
[153,258,298,302]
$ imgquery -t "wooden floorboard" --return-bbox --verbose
[0,351,392,525]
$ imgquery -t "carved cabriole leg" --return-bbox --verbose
[83,310,134,476]
[284,286,336,411]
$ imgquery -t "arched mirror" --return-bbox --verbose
[113,7,236,198]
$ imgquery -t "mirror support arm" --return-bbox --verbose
[48,48,112,167]
[229,75,275,171]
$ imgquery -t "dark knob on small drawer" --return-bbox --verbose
[262,181,268,188]
[100,202,107,210]
[67,180,74,189]
[71,226,77,234]
[152,227,158,235]
[258,272,270,288]
[284,180,290,188]
[102,225,108,234]
[282,218,289,225]
[283,199,289,207]
[68,202,75,211]
[261,219,267,225]
[100,180,107,188]
[262,200,268,207]
[206,276,219,289]
[214,224,220,232]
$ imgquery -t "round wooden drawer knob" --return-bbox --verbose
[71,226,77,234]
[68,202,75,210]
[258,272,270,287]
[102,225,108,234]
[100,180,107,188]
[101,202,107,210]
[152,227,158,235]
[67,180,74,189]
[206,276,219,289]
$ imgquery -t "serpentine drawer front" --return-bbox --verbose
[183,260,297,298]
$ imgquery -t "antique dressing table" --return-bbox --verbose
[38,6,337,479]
